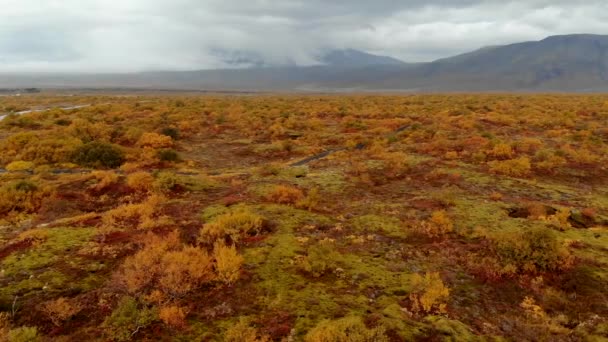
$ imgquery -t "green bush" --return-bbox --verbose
[102,297,158,342]
[160,127,180,140]
[299,242,341,277]
[492,226,573,274]
[72,141,125,169]
[157,149,180,162]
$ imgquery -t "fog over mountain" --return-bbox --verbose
[2,34,608,92]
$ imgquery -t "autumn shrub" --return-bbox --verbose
[265,185,304,205]
[116,232,215,296]
[376,151,411,179]
[200,209,265,244]
[488,143,514,160]
[102,194,167,230]
[298,241,341,278]
[40,297,82,326]
[6,326,40,342]
[418,210,454,238]
[126,172,155,193]
[213,242,244,285]
[21,137,83,165]
[0,313,9,341]
[0,180,52,218]
[102,296,158,342]
[158,246,215,296]
[137,132,173,149]
[5,161,34,172]
[90,170,120,192]
[491,226,574,274]
[409,272,450,314]
[159,305,188,329]
[66,118,112,143]
[304,316,388,342]
[224,318,270,342]
[488,157,531,177]
[116,232,180,292]
[72,141,125,169]
[296,187,321,211]
[153,171,182,193]
[534,149,567,173]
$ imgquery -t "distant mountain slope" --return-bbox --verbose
[318,49,405,67]
[2,34,608,92]
[372,34,608,91]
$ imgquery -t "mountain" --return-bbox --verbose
[2,34,608,92]
[318,49,405,67]
[371,34,608,91]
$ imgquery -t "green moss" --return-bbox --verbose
[350,214,408,238]
[0,227,96,277]
[423,316,479,342]
[201,204,231,222]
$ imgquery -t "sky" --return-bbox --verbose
[1,0,607,72]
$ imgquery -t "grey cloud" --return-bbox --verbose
[0,0,607,72]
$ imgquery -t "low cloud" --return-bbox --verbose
[0,0,607,72]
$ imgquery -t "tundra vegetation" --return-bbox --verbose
[0,93,607,341]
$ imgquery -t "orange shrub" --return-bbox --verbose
[137,132,174,149]
[159,305,188,329]
[102,194,167,230]
[158,246,215,296]
[488,143,514,160]
[126,171,155,193]
[266,185,304,205]
[90,170,120,192]
[40,297,82,326]
[488,157,531,177]
[116,231,215,296]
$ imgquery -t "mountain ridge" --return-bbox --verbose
[2,34,608,92]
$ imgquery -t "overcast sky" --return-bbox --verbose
[1,0,607,72]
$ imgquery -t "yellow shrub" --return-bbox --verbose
[102,194,167,230]
[0,180,53,218]
[224,318,270,342]
[409,272,450,314]
[488,157,531,177]
[5,160,34,171]
[213,242,244,285]
[520,296,545,320]
[66,118,112,142]
[91,170,120,192]
[419,210,454,238]
[296,187,320,211]
[200,209,264,244]
[137,132,173,149]
[488,143,514,159]
[126,171,155,193]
